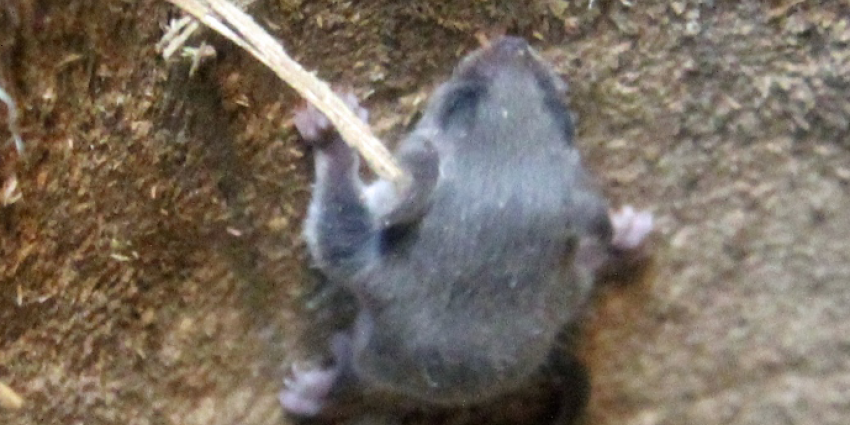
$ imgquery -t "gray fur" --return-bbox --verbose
[284,37,648,419]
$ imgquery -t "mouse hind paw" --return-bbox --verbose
[610,205,653,251]
[280,362,340,417]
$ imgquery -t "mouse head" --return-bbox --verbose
[417,37,574,152]
[453,36,568,97]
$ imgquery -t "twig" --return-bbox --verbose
[0,84,24,155]
[163,0,408,186]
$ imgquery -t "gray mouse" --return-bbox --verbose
[281,36,653,422]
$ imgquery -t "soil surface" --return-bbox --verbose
[1,1,849,424]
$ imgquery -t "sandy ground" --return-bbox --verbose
[1,1,849,424]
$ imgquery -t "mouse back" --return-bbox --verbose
[349,37,608,405]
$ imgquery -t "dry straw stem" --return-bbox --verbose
[0,84,25,154]
[157,0,254,60]
[0,381,23,410]
[158,15,200,60]
[165,0,408,186]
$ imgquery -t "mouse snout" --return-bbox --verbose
[451,36,567,96]
[487,36,530,56]
[455,36,537,79]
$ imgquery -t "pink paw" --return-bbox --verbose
[292,91,369,143]
[292,104,331,142]
[610,206,653,250]
[279,362,339,416]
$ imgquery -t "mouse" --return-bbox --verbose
[281,36,653,423]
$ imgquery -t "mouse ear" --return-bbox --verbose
[377,137,440,229]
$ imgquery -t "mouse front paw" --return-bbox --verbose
[609,205,653,251]
[292,90,369,146]
[279,362,340,417]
